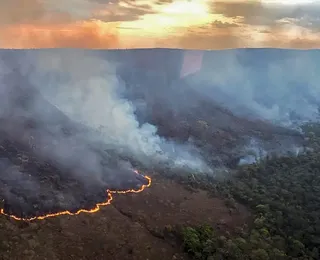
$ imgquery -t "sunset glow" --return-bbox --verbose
[0,0,320,49]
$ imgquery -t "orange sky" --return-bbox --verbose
[1,0,320,49]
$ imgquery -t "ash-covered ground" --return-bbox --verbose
[0,113,150,219]
[0,136,149,219]
[0,53,150,218]
[0,48,317,219]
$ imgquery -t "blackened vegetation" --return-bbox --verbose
[0,67,148,219]
[0,130,148,219]
[0,134,103,218]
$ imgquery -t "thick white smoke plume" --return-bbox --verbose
[1,48,313,174]
[23,50,211,173]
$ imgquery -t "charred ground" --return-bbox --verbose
[0,65,150,219]
[0,49,318,259]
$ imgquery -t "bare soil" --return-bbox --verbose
[0,173,250,260]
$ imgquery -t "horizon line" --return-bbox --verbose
[0,47,319,51]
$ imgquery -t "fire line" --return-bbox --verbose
[0,172,151,222]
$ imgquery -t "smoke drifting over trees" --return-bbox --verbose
[0,48,318,217]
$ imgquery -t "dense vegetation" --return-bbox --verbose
[175,124,320,260]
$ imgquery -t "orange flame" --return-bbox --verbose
[0,173,151,222]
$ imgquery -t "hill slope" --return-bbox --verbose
[0,48,318,259]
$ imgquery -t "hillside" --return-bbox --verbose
[0,62,150,219]
[0,48,319,259]
[0,49,306,169]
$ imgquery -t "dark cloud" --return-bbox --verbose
[94,1,156,22]
[0,0,154,26]
[293,16,320,32]
[154,0,174,4]
[211,1,320,30]
[0,0,62,25]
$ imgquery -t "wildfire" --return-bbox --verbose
[0,172,151,222]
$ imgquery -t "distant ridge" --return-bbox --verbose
[0,47,319,51]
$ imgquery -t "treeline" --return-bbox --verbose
[156,123,320,259]
[177,151,320,259]
[162,131,320,260]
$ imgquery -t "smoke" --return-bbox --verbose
[0,49,212,216]
[1,47,315,188]
[184,49,320,128]
[238,137,305,166]
[10,50,210,174]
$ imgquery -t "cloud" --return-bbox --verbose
[0,22,119,49]
[0,0,138,49]
[211,20,240,28]
[1,0,320,49]
[93,0,156,22]
[211,0,320,30]
[170,18,320,50]
[0,0,48,25]
[154,0,174,4]
[158,24,245,49]
[0,0,154,26]
[292,16,320,32]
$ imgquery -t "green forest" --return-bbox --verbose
[175,124,320,260]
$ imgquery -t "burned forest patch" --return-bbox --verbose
[0,135,150,221]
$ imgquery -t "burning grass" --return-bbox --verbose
[0,138,151,221]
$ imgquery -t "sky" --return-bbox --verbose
[1,0,320,49]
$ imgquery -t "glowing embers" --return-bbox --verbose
[0,174,151,221]
[0,141,151,221]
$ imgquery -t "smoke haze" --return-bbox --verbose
[1,50,211,177]
[184,49,320,127]
[0,48,318,193]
